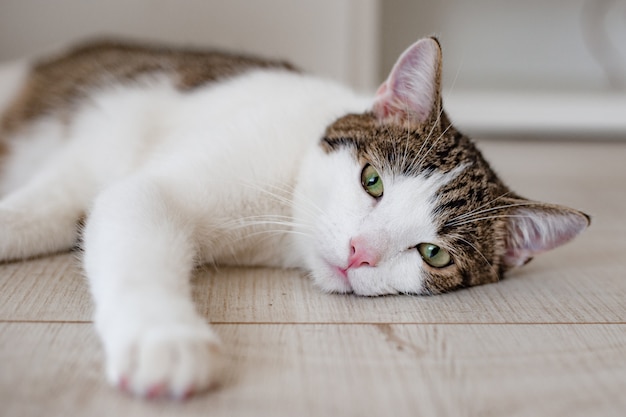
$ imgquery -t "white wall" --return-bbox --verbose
[0,0,380,91]
[381,0,626,93]
[4,0,624,94]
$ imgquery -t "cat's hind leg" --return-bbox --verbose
[0,148,92,261]
[84,176,222,399]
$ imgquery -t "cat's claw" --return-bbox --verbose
[118,378,170,399]
[104,324,222,400]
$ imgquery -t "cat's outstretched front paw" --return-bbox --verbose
[104,324,222,400]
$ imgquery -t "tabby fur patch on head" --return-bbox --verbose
[298,37,589,295]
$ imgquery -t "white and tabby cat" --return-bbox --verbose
[0,37,589,399]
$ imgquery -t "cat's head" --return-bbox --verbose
[293,37,589,296]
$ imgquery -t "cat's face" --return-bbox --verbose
[293,113,506,295]
[292,38,589,296]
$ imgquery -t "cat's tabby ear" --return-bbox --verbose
[373,37,442,124]
[502,201,590,268]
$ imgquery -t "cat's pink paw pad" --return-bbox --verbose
[116,376,169,399]
[118,376,130,392]
[174,385,196,401]
[145,383,168,399]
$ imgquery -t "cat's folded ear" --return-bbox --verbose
[373,37,443,124]
[501,200,591,268]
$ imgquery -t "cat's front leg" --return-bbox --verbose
[84,178,221,399]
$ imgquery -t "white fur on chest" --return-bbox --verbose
[138,71,370,266]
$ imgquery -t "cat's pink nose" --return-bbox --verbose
[348,237,380,269]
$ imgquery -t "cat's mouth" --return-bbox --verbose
[335,266,349,282]
[324,260,353,291]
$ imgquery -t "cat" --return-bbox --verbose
[0,37,589,399]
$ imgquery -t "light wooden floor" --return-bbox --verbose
[1,141,625,417]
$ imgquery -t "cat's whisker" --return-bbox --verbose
[217,212,317,246]
[406,101,446,174]
[398,102,414,173]
[211,214,315,256]
[218,213,297,223]
[443,57,464,102]
[412,112,438,162]
[263,181,329,220]
[294,191,329,219]
[232,179,326,221]
[225,227,312,248]
[446,214,538,228]
[219,216,314,232]
[445,202,540,226]
[445,192,513,223]
[250,228,311,239]
[450,235,493,270]
[412,120,453,172]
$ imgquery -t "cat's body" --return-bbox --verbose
[0,41,342,270]
[0,38,589,399]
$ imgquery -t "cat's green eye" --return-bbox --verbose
[361,164,384,198]
[417,243,452,268]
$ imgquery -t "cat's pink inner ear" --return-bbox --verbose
[503,205,591,268]
[373,37,442,123]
